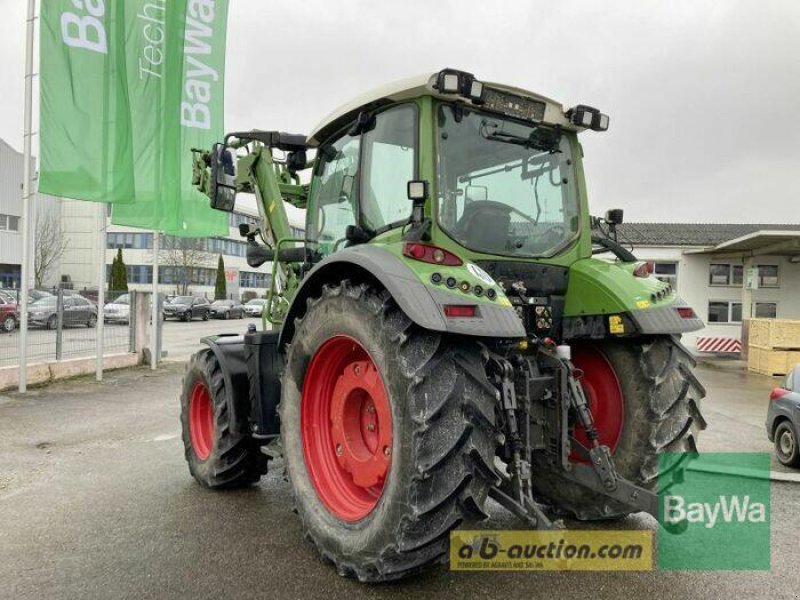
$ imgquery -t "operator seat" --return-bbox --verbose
[457,201,512,252]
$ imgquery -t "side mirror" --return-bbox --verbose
[605,208,624,225]
[209,143,237,212]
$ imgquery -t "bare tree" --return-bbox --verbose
[158,236,212,296]
[33,209,68,288]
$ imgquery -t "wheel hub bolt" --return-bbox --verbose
[383,446,391,457]
[354,364,361,375]
[367,423,375,432]
[335,444,343,455]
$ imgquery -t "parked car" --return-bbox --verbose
[163,296,210,322]
[28,295,97,329]
[766,364,800,467]
[0,295,18,333]
[209,299,244,320]
[243,298,266,317]
[104,293,131,324]
[29,289,54,304]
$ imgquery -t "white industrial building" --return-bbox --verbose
[56,198,305,300]
[0,132,303,300]
[0,138,61,290]
[617,223,800,353]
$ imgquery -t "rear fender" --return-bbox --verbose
[278,244,525,348]
[200,334,250,436]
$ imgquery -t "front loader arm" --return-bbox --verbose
[192,131,311,326]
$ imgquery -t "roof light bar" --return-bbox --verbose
[434,69,486,105]
[567,105,610,132]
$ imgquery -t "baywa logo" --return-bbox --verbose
[663,494,767,529]
[657,452,770,571]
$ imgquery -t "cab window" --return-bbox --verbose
[360,104,417,231]
[307,134,361,255]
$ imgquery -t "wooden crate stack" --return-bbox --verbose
[747,318,800,376]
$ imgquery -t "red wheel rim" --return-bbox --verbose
[301,336,393,522]
[571,346,624,463]
[189,382,214,460]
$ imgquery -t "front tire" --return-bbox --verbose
[774,421,800,467]
[180,349,268,487]
[532,336,707,520]
[2,315,16,333]
[280,282,498,581]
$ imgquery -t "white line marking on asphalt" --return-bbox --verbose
[688,462,800,482]
[151,433,180,442]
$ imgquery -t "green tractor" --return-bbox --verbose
[182,69,706,581]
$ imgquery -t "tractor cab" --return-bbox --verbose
[303,69,608,264]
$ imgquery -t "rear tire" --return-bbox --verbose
[280,281,498,581]
[180,349,268,488]
[532,336,706,520]
[2,315,16,333]
[47,315,57,330]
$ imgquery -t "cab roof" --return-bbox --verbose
[307,70,577,146]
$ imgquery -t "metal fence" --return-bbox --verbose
[0,289,135,368]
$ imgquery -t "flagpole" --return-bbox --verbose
[95,203,105,381]
[18,0,35,393]
[151,231,159,370]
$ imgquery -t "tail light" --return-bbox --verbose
[770,387,790,401]
[676,307,697,319]
[443,305,476,318]
[632,261,654,278]
[403,243,463,266]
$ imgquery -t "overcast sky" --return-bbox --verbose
[0,0,798,223]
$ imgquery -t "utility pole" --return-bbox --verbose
[18,0,36,392]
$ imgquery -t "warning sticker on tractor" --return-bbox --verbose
[450,530,653,571]
[609,315,625,334]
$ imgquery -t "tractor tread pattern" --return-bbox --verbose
[532,336,706,520]
[181,349,268,489]
[282,281,499,582]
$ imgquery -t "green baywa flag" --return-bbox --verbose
[39,1,134,203]
[39,0,229,237]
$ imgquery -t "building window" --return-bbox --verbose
[230,213,258,229]
[240,271,270,288]
[0,214,20,232]
[107,232,153,249]
[757,265,779,288]
[709,264,743,286]
[652,261,678,284]
[754,302,777,319]
[708,301,742,324]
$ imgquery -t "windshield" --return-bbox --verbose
[109,294,129,305]
[173,296,193,304]
[246,299,264,305]
[32,297,57,307]
[436,105,579,257]
[212,300,232,306]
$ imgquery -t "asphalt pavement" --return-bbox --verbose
[0,359,798,599]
